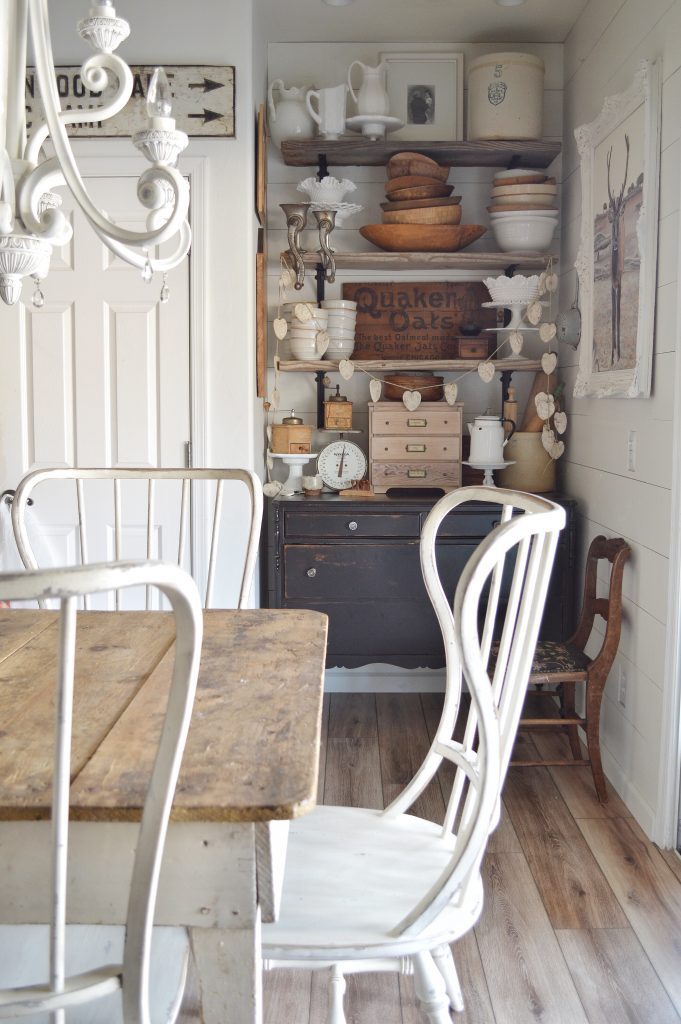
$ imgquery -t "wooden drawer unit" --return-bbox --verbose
[264,493,578,670]
[369,401,463,494]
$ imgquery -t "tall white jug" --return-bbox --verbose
[347,60,389,116]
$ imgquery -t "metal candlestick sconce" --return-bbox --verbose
[313,209,337,284]
[280,203,338,289]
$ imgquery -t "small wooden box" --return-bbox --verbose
[324,400,353,431]
[271,423,313,454]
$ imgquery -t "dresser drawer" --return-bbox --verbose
[371,462,461,491]
[283,510,420,539]
[371,436,461,462]
[369,402,462,436]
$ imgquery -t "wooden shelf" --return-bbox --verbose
[280,138,561,169]
[292,251,555,271]
[278,359,542,373]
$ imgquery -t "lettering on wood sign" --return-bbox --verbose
[25,65,235,137]
[342,282,499,359]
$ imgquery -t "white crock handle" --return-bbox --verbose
[268,79,284,122]
[347,61,363,105]
[306,89,321,125]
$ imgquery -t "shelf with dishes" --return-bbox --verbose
[290,250,556,271]
[280,138,562,169]
[277,358,542,373]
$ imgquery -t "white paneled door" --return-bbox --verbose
[0,174,190,603]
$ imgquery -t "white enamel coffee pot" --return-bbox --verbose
[347,59,389,115]
[467,414,515,463]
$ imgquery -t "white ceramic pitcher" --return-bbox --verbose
[306,84,347,140]
[467,415,515,463]
[347,60,389,116]
[267,80,316,148]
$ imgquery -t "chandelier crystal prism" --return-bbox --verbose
[0,0,191,306]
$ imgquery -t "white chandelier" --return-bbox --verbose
[0,0,191,306]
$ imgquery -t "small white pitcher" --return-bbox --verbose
[347,59,389,115]
[306,84,347,140]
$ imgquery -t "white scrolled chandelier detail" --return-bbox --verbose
[0,0,191,307]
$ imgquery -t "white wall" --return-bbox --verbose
[559,0,681,835]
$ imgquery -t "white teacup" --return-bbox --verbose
[306,84,347,140]
[302,474,324,496]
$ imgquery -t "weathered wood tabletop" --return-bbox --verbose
[0,608,328,822]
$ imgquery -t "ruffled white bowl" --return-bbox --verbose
[297,175,357,205]
[483,274,541,304]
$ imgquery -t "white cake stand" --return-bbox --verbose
[482,300,546,362]
[268,452,317,495]
[463,460,515,486]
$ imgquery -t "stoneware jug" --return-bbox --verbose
[347,60,389,116]
[267,79,315,149]
[467,414,515,463]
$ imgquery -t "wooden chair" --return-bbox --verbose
[262,486,565,1024]
[513,534,631,802]
[0,560,202,1022]
[10,467,263,608]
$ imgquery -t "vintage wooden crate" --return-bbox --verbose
[342,281,498,360]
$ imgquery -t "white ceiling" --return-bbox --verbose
[254,0,590,44]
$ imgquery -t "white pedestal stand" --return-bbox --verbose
[463,460,516,486]
[267,452,317,495]
[482,300,545,362]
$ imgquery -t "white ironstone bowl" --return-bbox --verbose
[297,175,357,205]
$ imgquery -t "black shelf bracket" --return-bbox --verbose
[314,370,326,429]
[317,153,329,180]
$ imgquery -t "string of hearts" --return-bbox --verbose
[524,260,567,461]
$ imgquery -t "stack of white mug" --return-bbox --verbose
[282,303,329,360]
[321,299,357,361]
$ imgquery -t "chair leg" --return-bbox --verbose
[431,943,464,1013]
[585,679,608,803]
[326,965,347,1024]
[560,681,583,760]
[412,951,453,1024]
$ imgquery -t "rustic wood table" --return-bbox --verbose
[0,607,328,1024]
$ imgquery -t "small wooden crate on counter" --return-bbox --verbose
[369,401,463,493]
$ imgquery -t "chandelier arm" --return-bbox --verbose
[29,0,188,250]
[92,219,192,272]
[16,158,72,243]
[25,53,135,167]
[0,152,16,232]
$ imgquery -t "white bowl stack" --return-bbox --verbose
[321,299,357,361]
[488,167,558,253]
[282,302,329,361]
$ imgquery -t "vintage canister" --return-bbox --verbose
[467,52,544,141]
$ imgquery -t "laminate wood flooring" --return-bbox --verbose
[262,693,681,1024]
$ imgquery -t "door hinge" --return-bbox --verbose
[185,441,193,468]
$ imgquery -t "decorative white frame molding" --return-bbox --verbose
[379,51,464,142]
[573,59,661,399]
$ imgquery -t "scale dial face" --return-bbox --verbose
[317,440,367,490]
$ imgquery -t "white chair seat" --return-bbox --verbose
[263,806,483,958]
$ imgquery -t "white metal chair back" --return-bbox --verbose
[385,486,565,937]
[11,467,263,609]
[0,561,203,1023]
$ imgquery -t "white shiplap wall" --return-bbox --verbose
[265,42,563,690]
[559,0,681,835]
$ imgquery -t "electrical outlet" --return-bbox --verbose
[618,665,627,707]
[627,429,637,472]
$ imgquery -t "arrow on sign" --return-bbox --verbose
[188,77,224,93]
[188,109,224,125]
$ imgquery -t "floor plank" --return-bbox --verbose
[577,816,681,1014]
[660,847,681,886]
[531,730,632,819]
[264,965,312,1024]
[556,928,681,1024]
[377,692,445,823]
[324,693,383,809]
[316,694,330,803]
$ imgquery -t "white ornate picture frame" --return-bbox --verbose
[574,59,661,398]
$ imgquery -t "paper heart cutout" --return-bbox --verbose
[266,453,274,470]
[538,271,547,295]
[539,322,557,343]
[266,425,273,444]
[444,381,458,405]
[509,330,524,354]
[263,481,284,498]
[369,379,382,402]
[402,389,422,411]
[541,352,557,375]
[339,359,355,380]
[273,317,288,340]
[279,267,294,289]
[478,361,495,383]
[542,425,556,453]
[536,392,555,421]
[270,388,280,411]
[316,330,329,356]
[550,439,565,460]
[554,410,567,435]
[526,301,543,326]
[545,272,559,293]
[294,302,312,322]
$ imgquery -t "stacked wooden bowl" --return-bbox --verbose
[360,152,486,252]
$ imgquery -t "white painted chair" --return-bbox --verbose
[262,486,565,1023]
[0,560,203,1023]
[10,467,263,608]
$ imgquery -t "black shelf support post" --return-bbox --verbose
[315,370,326,429]
[317,153,329,181]
[500,369,513,406]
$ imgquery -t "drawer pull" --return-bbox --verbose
[406,444,426,453]
[407,418,427,427]
[407,469,427,479]
[306,567,317,578]
[347,520,358,531]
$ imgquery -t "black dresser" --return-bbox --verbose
[263,492,578,670]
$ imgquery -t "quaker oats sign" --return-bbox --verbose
[26,65,235,137]
[342,281,495,359]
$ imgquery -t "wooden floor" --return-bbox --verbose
[263,691,681,1024]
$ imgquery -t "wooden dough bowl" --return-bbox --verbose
[387,152,450,182]
[386,174,452,195]
[383,204,462,225]
[385,182,454,202]
[381,195,462,212]
[383,373,444,401]
[359,223,486,253]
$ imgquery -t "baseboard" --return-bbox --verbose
[324,666,446,693]
[599,744,655,839]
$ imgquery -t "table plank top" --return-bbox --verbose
[0,608,327,824]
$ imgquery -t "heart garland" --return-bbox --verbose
[539,322,557,344]
[369,379,382,402]
[270,388,280,411]
[263,481,284,497]
[509,330,524,354]
[444,381,458,405]
[294,302,312,322]
[526,301,543,326]
[273,317,288,341]
[553,410,568,435]
[338,359,355,380]
[535,392,555,421]
[316,330,329,356]
[403,390,422,411]
[478,361,495,383]
[541,351,557,375]
[545,272,559,293]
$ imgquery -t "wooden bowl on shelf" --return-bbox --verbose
[382,204,462,226]
[387,152,450,181]
[385,182,453,202]
[381,195,462,212]
[383,373,445,402]
[359,223,486,253]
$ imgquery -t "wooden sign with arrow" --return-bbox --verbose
[26,65,235,137]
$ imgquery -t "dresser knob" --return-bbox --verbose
[306,567,317,578]
[347,520,358,531]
